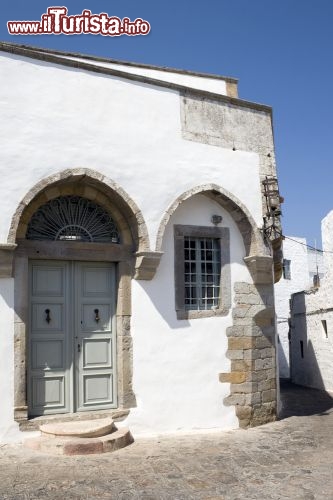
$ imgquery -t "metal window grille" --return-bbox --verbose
[184,237,221,310]
[282,259,291,280]
[26,196,120,243]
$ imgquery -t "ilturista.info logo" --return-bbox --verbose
[7,7,151,36]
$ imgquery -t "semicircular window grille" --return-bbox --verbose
[26,196,120,243]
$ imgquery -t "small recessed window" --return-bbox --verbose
[300,340,304,358]
[174,225,231,319]
[184,236,221,311]
[322,320,328,338]
[283,259,291,280]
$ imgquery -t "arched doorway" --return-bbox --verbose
[12,170,148,422]
[26,196,120,415]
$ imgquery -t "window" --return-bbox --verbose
[283,259,291,280]
[300,340,304,358]
[321,319,328,338]
[174,225,231,319]
[184,236,221,310]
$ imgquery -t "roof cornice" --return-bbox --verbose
[0,41,272,115]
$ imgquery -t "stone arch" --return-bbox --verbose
[11,168,152,423]
[155,183,266,257]
[8,168,150,252]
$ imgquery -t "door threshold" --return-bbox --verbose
[19,408,130,431]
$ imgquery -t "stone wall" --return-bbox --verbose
[220,280,277,428]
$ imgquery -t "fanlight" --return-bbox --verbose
[26,196,120,243]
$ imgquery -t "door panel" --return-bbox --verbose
[75,262,117,411]
[32,375,65,408]
[28,260,117,416]
[29,262,71,415]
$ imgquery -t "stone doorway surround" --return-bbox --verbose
[4,168,162,424]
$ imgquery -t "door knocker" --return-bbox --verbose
[94,308,100,323]
[45,308,51,324]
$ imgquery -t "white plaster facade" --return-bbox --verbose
[0,42,281,443]
[275,238,310,378]
[275,238,325,378]
[291,212,333,391]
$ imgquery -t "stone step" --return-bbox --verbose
[19,409,130,431]
[24,427,133,455]
[40,417,115,438]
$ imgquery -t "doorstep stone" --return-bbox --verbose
[40,417,115,438]
[24,427,134,456]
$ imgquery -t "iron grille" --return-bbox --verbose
[184,237,221,310]
[26,196,120,243]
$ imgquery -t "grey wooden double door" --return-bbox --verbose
[28,261,117,416]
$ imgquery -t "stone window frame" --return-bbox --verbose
[174,224,231,320]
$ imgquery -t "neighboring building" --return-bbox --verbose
[275,238,324,378]
[290,211,333,391]
[0,42,282,443]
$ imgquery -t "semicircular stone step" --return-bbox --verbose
[40,417,115,438]
[24,427,133,455]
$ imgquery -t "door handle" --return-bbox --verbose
[45,308,51,324]
[94,308,100,323]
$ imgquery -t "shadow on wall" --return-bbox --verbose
[281,290,333,417]
[290,291,326,389]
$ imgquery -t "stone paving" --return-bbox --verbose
[1,381,333,499]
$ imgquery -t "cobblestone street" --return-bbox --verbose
[1,382,333,500]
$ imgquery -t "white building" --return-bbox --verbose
[291,212,333,391]
[275,238,324,378]
[0,42,282,444]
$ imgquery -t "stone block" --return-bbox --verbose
[245,392,261,405]
[250,402,277,427]
[255,336,273,349]
[231,359,255,371]
[231,382,257,394]
[255,357,274,370]
[262,389,277,403]
[226,349,244,360]
[232,305,251,319]
[246,370,267,382]
[265,368,276,380]
[228,337,256,350]
[243,349,261,360]
[235,405,252,420]
[219,371,247,384]
[235,293,261,306]
[223,394,245,406]
[260,347,274,358]
[257,379,273,392]
[226,326,253,337]
[243,255,273,285]
[232,318,253,326]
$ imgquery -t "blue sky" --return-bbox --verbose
[1,1,332,247]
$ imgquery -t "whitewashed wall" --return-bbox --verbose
[0,53,262,248]
[125,194,251,434]
[0,52,266,441]
[291,211,333,391]
[0,279,21,442]
[275,238,310,378]
[57,56,229,96]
